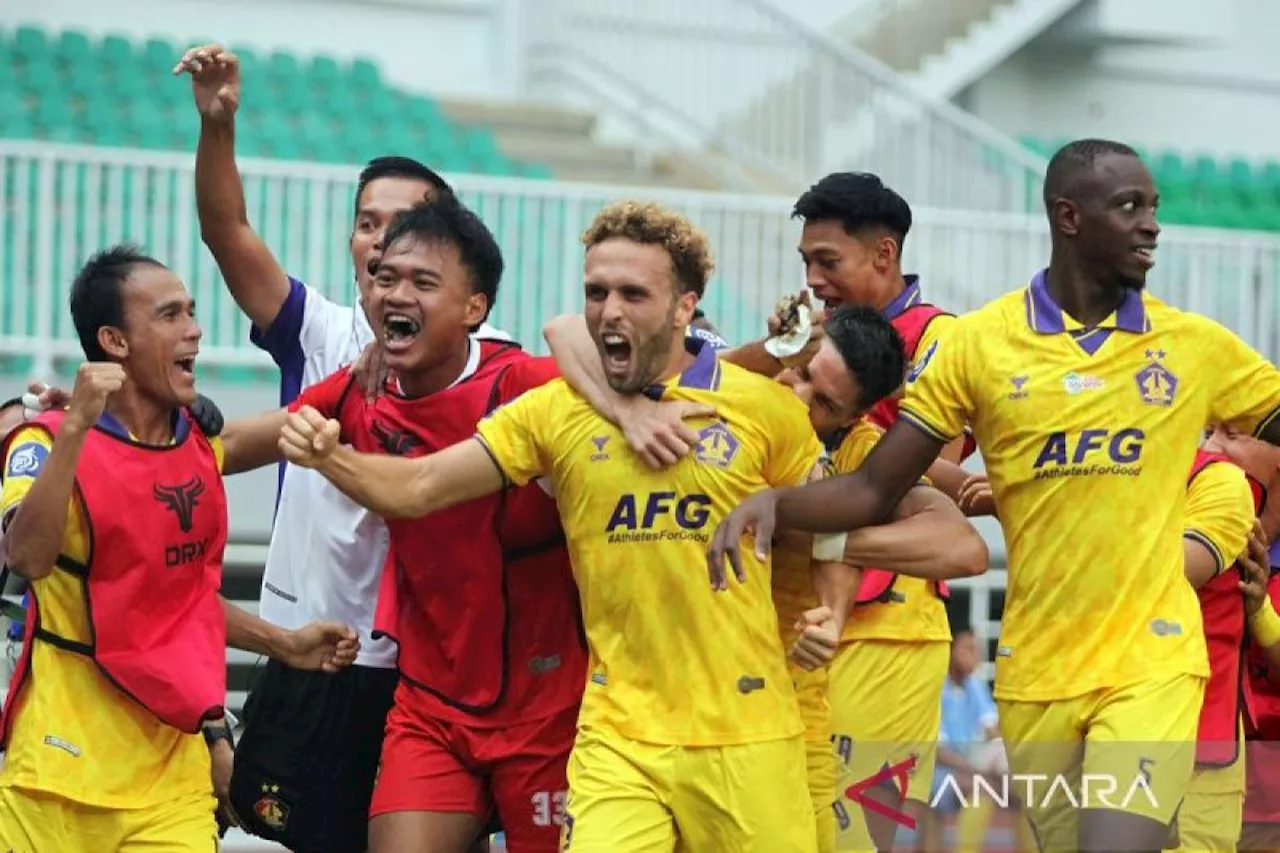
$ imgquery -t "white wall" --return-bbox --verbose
[1,0,514,100]
[965,0,1280,161]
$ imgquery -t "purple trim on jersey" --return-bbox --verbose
[642,338,718,401]
[96,409,192,443]
[1025,268,1148,335]
[677,337,720,390]
[881,275,922,320]
[249,276,310,498]
[1270,538,1280,569]
[688,326,729,351]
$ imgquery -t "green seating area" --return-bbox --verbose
[1021,136,1280,232]
[0,26,554,179]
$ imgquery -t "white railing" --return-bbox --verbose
[519,0,1049,210]
[3,140,1279,379]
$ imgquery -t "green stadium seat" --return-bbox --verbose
[266,52,301,84]
[142,38,177,73]
[101,35,134,68]
[350,59,381,88]
[16,60,60,94]
[13,26,50,62]
[54,30,92,63]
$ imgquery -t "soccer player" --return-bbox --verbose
[0,247,358,851]
[176,43,508,852]
[1176,437,1262,853]
[775,173,966,848]
[279,198,601,853]
[1220,431,1280,851]
[546,300,988,853]
[278,200,841,852]
[710,138,1280,853]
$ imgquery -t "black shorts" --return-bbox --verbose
[230,659,399,853]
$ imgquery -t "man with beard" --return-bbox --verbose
[176,44,508,852]
[543,302,989,853]
[710,138,1280,853]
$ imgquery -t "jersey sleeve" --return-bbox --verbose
[250,277,353,374]
[474,382,560,487]
[291,367,356,418]
[763,388,824,488]
[1184,461,1256,574]
[913,312,957,360]
[1204,319,1280,438]
[209,436,226,474]
[1,426,54,522]
[897,316,976,444]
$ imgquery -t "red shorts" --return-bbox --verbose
[1245,740,1280,825]
[370,682,578,853]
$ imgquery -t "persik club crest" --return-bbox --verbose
[254,783,290,830]
[1135,349,1177,407]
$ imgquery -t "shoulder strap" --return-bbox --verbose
[485,365,514,416]
[331,370,363,418]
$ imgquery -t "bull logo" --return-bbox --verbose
[153,476,205,533]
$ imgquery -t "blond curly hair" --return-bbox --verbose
[581,201,715,298]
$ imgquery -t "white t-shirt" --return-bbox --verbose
[252,277,510,669]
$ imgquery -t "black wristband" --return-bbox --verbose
[202,722,234,748]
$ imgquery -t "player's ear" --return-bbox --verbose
[98,326,128,360]
[1053,198,1082,238]
[874,233,898,270]
[463,292,489,330]
[674,289,697,330]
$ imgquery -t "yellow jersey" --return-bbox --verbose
[475,342,823,746]
[1185,458,1256,578]
[899,273,1280,702]
[830,420,952,644]
[0,416,222,808]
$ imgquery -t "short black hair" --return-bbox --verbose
[69,245,165,362]
[1042,138,1140,214]
[792,172,913,254]
[379,198,503,327]
[823,304,906,412]
[354,156,453,219]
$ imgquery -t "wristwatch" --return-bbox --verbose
[202,721,235,749]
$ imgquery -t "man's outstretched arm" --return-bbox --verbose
[709,421,944,587]
[840,484,988,580]
[779,422,943,533]
[281,406,504,519]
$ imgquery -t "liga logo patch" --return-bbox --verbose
[7,442,48,477]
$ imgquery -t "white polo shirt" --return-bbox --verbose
[251,277,510,669]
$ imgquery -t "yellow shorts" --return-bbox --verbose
[806,737,837,853]
[0,784,218,851]
[999,672,1204,852]
[829,640,947,805]
[1172,763,1239,850]
[793,661,836,853]
[562,726,817,852]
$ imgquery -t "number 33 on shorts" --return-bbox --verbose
[532,790,567,827]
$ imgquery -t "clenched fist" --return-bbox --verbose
[65,362,126,434]
[279,405,341,469]
[173,44,241,123]
[789,605,840,671]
